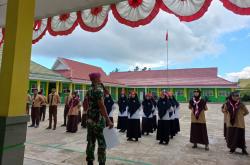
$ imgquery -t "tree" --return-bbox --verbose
[142,67,147,71]
[134,66,139,71]
[114,68,119,72]
[148,68,151,71]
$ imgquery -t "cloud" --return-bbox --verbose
[225,66,250,82]
[32,1,250,70]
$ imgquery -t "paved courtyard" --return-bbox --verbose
[24,103,250,165]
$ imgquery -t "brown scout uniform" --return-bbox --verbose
[48,93,60,129]
[31,94,44,126]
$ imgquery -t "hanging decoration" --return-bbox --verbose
[77,5,110,32]
[48,13,78,36]
[32,19,48,44]
[160,0,212,22]
[111,0,160,27]
[221,0,250,15]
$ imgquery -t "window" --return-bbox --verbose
[203,90,214,97]
[175,89,184,96]
[218,90,230,97]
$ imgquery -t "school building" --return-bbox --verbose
[0,46,238,103]
[109,68,238,102]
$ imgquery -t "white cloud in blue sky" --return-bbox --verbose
[32,1,250,80]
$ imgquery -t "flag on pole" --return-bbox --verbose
[166,31,168,41]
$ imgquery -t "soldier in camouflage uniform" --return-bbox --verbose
[86,72,114,165]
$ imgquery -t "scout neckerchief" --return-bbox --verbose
[192,97,205,120]
[227,97,240,125]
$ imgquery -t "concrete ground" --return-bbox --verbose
[24,103,250,165]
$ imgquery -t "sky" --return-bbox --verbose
[31,1,250,82]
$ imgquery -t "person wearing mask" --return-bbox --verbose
[222,91,249,155]
[189,89,209,151]
[85,73,113,165]
[117,89,128,133]
[47,88,60,130]
[127,91,141,142]
[61,89,72,127]
[104,90,115,123]
[29,88,44,128]
[66,91,81,133]
[142,93,154,136]
[156,91,171,145]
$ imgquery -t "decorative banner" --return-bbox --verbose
[32,19,48,44]
[77,5,110,32]
[221,0,250,15]
[48,12,78,36]
[0,28,4,47]
[160,0,212,22]
[111,0,160,27]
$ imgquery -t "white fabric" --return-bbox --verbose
[32,18,47,41]
[115,0,157,21]
[118,106,128,117]
[160,108,171,120]
[0,28,3,44]
[141,111,153,118]
[128,108,141,119]
[79,5,110,28]
[108,105,115,117]
[229,0,250,8]
[174,106,180,119]
[50,12,77,32]
[162,0,207,16]
[153,107,158,116]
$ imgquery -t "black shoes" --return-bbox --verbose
[127,138,133,141]
[87,161,93,165]
[205,145,209,151]
[46,126,52,129]
[28,125,34,127]
[192,144,198,148]
[230,149,235,153]
[242,149,249,155]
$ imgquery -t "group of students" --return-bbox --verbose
[110,90,181,144]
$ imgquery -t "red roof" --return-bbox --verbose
[53,58,123,86]
[109,68,237,88]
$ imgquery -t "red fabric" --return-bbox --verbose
[32,20,47,44]
[128,0,143,8]
[221,0,250,15]
[160,0,212,22]
[77,11,108,32]
[47,13,78,36]
[0,28,4,47]
[111,0,160,27]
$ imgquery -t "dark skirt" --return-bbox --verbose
[152,115,157,130]
[190,123,209,145]
[142,117,153,134]
[170,119,176,137]
[224,123,227,139]
[174,118,180,134]
[67,115,78,133]
[226,127,246,149]
[81,113,87,128]
[127,119,141,139]
[117,116,128,130]
[156,120,170,142]
[78,111,82,124]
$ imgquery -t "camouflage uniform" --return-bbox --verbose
[86,85,106,163]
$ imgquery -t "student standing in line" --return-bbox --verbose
[117,90,128,133]
[47,88,60,130]
[61,89,72,127]
[26,90,32,115]
[156,91,171,145]
[66,91,81,133]
[142,93,154,136]
[151,95,158,131]
[223,91,249,155]
[221,96,229,140]
[29,88,44,128]
[39,90,47,122]
[189,89,209,151]
[104,90,115,123]
[127,91,141,142]
[81,95,88,128]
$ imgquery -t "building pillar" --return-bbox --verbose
[60,82,63,93]
[37,80,41,91]
[69,83,73,93]
[46,81,49,96]
[0,0,36,164]
[56,81,59,94]
[116,87,118,101]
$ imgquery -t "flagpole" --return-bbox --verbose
[166,30,169,91]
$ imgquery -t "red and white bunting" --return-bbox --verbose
[48,13,78,36]
[111,0,160,27]
[77,5,110,32]
[32,19,48,44]
[160,0,212,22]
[0,28,4,47]
[221,0,250,15]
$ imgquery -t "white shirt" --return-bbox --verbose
[108,105,115,117]
[118,107,128,117]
